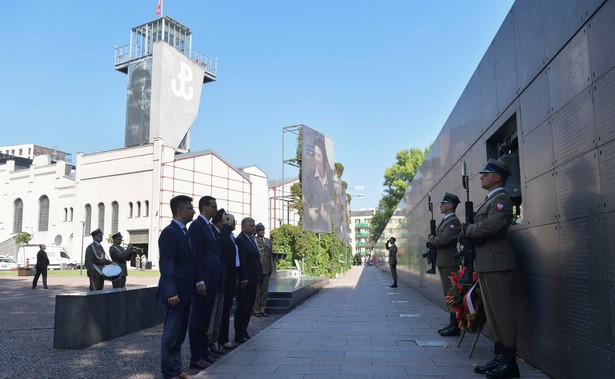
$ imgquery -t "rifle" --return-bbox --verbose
[422,193,437,274]
[453,161,475,285]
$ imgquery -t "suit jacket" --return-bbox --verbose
[157,221,195,302]
[188,216,222,290]
[211,224,227,291]
[109,244,133,276]
[84,242,110,278]
[465,189,516,272]
[235,232,263,285]
[219,225,238,285]
[429,214,462,267]
[35,249,49,269]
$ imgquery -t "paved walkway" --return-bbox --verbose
[195,265,547,379]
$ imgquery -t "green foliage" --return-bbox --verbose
[370,147,428,242]
[15,232,32,245]
[271,224,352,278]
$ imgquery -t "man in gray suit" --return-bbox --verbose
[463,158,518,379]
[428,192,462,337]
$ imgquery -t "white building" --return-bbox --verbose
[0,140,273,267]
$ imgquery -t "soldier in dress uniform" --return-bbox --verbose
[462,158,518,379]
[109,232,135,288]
[84,228,111,291]
[428,192,462,337]
[253,223,273,317]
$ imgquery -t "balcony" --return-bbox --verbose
[114,44,217,83]
[355,232,369,237]
[355,223,369,227]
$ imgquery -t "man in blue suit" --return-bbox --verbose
[233,217,263,344]
[158,195,196,379]
[188,196,222,370]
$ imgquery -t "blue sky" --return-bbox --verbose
[0,0,513,209]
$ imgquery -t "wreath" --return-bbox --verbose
[444,265,486,333]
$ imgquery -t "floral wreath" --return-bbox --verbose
[444,265,486,333]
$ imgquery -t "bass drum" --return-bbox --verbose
[102,263,122,281]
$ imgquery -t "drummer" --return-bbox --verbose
[109,232,134,288]
[84,228,111,291]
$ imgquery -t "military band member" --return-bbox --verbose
[84,228,111,291]
[428,192,462,337]
[109,232,134,288]
[462,158,518,379]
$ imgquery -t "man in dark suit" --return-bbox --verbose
[218,213,239,350]
[233,217,263,344]
[84,228,111,291]
[158,195,196,379]
[109,232,134,288]
[32,244,49,289]
[188,196,222,370]
[463,159,518,379]
[428,192,462,336]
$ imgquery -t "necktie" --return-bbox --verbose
[182,227,191,245]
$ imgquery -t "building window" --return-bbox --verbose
[111,201,119,234]
[13,198,23,233]
[129,202,133,218]
[38,195,50,231]
[64,208,68,222]
[137,201,141,218]
[85,204,92,234]
[98,203,105,231]
[69,207,73,222]
[144,200,149,217]
[19,148,23,155]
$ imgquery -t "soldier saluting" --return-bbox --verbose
[428,193,462,337]
[462,158,518,379]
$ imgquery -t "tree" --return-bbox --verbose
[15,232,32,246]
[370,147,428,242]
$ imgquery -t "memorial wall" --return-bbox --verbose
[380,0,615,376]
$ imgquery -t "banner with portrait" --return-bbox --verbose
[301,126,334,233]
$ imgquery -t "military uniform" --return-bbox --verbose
[429,192,462,336]
[109,232,134,288]
[84,229,111,291]
[463,158,518,379]
[430,213,462,293]
[253,223,274,316]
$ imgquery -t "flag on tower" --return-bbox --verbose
[155,0,163,15]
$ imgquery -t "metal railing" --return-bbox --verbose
[114,43,217,78]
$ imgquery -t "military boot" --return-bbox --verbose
[486,346,520,379]
[473,342,504,374]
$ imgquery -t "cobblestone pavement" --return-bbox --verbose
[0,273,282,379]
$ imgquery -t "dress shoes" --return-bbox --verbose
[189,359,209,370]
[389,284,398,288]
[425,268,436,274]
[439,326,461,336]
[252,312,262,317]
[260,312,269,317]
[221,342,236,350]
[203,355,218,364]
[43,286,49,289]
[234,337,249,344]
